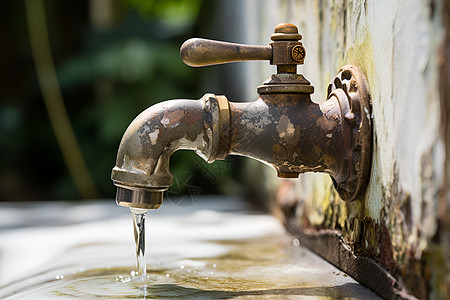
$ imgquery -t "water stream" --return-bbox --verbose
[131,208,148,278]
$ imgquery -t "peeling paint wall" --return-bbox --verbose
[233,0,450,299]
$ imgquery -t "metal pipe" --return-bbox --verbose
[111,94,230,209]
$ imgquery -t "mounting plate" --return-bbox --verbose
[327,65,372,202]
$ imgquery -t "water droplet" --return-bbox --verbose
[55,275,64,280]
[166,274,170,277]
[292,238,300,247]
[180,265,185,269]
[213,264,217,268]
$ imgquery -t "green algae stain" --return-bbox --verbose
[337,1,372,70]
[303,28,375,244]
[342,31,376,96]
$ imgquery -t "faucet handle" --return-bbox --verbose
[180,23,306,73]
[180,38,272,67]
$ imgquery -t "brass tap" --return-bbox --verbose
[111,23,372,209]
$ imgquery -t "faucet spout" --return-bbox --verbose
[111,94,230,209]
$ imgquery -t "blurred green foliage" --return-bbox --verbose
[125,0,202,27]
[57,1,213,199]
[0,0,237,200]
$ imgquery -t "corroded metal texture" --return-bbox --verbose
[229,65,371,202]
[257,73,314,94]
[326,65,372,202]
[270,23,306,73]
[111,94,231,209]
[179,23,372,202]
[229,93,344,177]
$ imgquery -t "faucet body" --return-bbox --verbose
[112,23,372,208]
[229,93,344,177]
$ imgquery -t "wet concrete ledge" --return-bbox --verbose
[287,221,419,300]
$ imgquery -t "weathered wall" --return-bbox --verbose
[233,0,449,299]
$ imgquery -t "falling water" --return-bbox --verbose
[130,208,148,278]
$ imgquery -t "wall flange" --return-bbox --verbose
[327,65,372,202]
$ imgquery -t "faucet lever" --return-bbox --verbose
[180,23,306,74]
[180,38,272,67]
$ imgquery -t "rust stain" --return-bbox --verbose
[162,110,185,128]
[277,115,300,147]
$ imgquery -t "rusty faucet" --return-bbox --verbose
[111,23,372,209]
